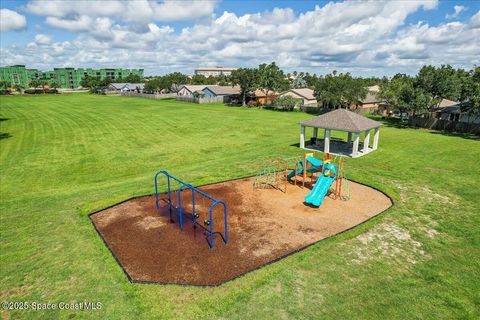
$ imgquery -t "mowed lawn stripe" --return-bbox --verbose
[0,93,479,319]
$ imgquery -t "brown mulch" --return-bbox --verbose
[91,177,392,286]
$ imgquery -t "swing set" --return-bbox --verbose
[154,170,228,250]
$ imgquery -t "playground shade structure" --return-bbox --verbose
[90,177,392,286]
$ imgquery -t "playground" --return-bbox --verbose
[91,155,392,286]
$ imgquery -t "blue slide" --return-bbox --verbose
[304,164,337,207]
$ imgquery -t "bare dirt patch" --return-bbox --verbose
[90,177,392,286]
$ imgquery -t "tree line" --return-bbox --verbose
[380,65,480,116]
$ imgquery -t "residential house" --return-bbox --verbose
[436,101,480,124]
[436,98,458,109]
[278,88,317,106]
[202,86,241,102]
[107,83,129,92]
[350,85,388,114]
[251,89,279,105]
[177,85,216,96]
[125,83,144,92]
[108,82,144,93]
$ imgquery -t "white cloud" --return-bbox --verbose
[470,10,480,29]
[446,5,467,19]
[34,34,52,45]
[2,0,479,76]
[0,9,27,32]
[25,0,217,24]
[45,16,93,32]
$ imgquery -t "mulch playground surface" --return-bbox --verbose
[91,177,392,286]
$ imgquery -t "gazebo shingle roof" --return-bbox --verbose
[301,109,382,132]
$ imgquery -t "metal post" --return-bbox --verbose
[209,206,214,250]
[167,176,172,220]
[192,188,196,224]
[223,204,228,244]
[155,174,159,209]
[177,185,184,229]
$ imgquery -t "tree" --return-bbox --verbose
[272,95,302,111]
[314,72,368,109]
[230,68,257,106]
[166,72,189,93]
[120,74,143,83]
[144,79,159,93]
[290,71,307,89]
[459,67,480,118]
[257,62,289,102]
[29,80,42,89]
[0,80,11,90]
[49,82,60,89]
[379,74,431,115]
[416,65,462,108]
[191,74,207,85]
[303,72,319,88]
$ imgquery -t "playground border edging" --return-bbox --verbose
[88,175,394,287]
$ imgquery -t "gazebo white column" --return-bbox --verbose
[372,127,380,150]
[363,129,371,154]
[313,127,318,139]
[352,132,360,157]
[347,132,352,144]
[324,129,331,153]
[300,125,305,148]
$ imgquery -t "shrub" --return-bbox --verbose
[24,89,45,94]
[247,100,259,107]
[272,96,302,111]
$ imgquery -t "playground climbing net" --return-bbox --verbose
[253,153,352,201]
[253,156,302,193]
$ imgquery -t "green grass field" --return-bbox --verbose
[1,94,479,319]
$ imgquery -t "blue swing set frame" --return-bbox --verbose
[154,170,228,250]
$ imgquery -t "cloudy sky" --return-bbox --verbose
[0,0,479,76]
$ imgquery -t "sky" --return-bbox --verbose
[0,0,479,76]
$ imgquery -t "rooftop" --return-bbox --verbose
[301,109,382,132]
[290,88,316,100]
[181,84,217,92]
[437,98,459,109]
[204,85,241,95]
[195,67,237,71]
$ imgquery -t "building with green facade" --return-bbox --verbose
[0,65,144,89]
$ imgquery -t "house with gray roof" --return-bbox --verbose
[108,82,144,92]
[202,85,241,97]
[300,109,382,157]
[177,85,217,97]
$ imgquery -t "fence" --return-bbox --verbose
[121,92,176,99]
[408,117,480,135]
[175,95,227,104]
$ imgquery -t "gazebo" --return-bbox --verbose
[299,109,382,158]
